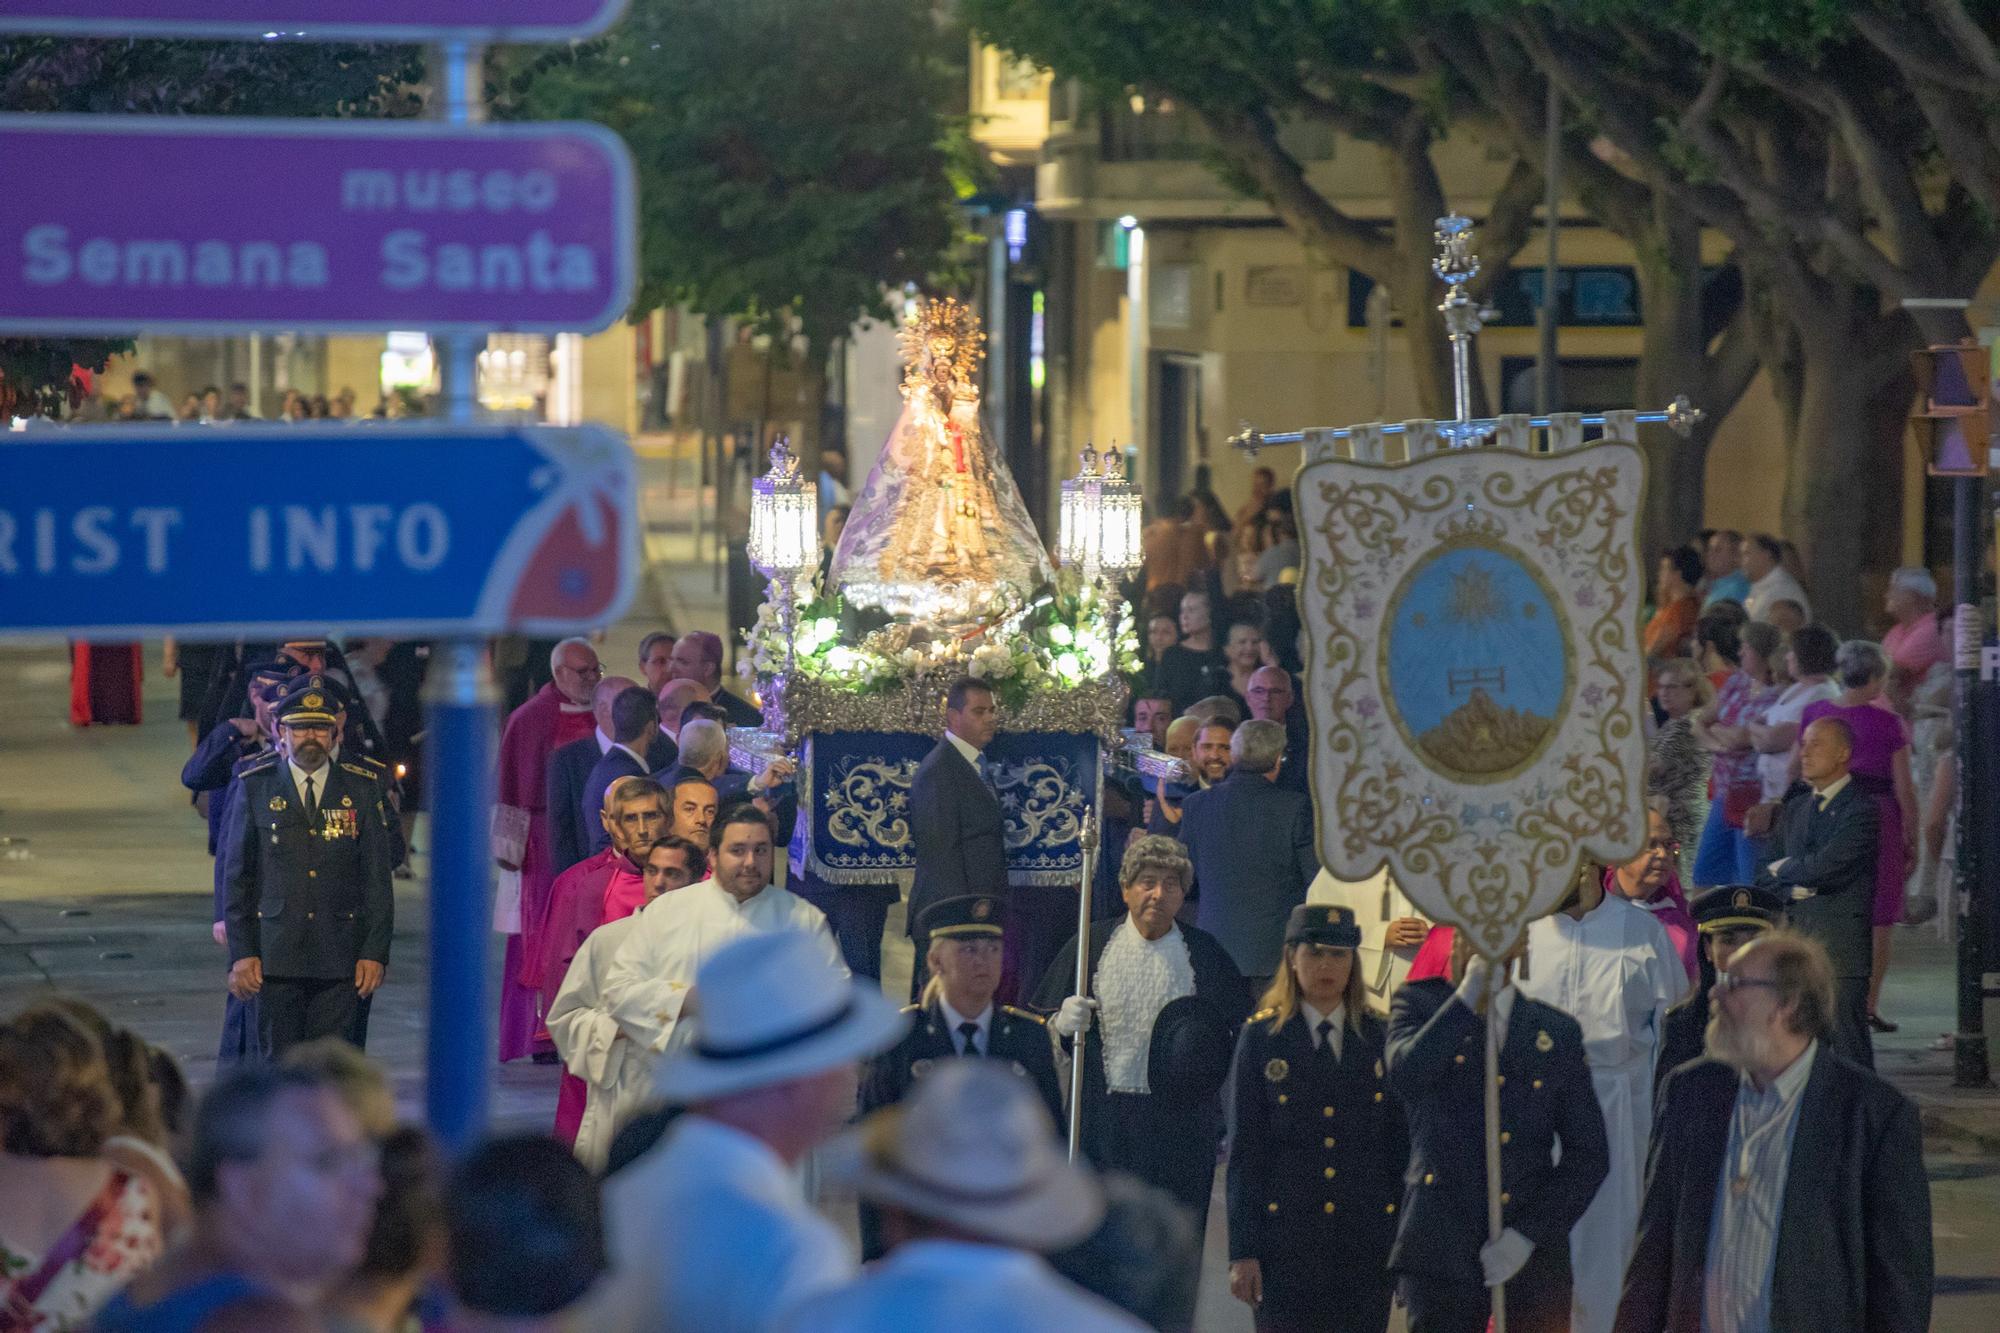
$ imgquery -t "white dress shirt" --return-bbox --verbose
[591,1115,852,1333]
[938,998,993,1055]
[945,729,985,774]
[610,740,649,770]
[777,1239,1146,1333]
[1302,1001,1345,1061]
[1702,1041,1819,1333]
[287,756,331,811]
[595,726,615,754]
[1095,918,1196,1093]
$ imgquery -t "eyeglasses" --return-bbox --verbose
[1712,971,1781,997]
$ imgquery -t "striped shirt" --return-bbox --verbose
[1702,1041,1818,1333]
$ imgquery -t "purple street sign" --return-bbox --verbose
[0,1,629,42]
[0,116,636,336]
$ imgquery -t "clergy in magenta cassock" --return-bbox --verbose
[493,638,601,1062]
[1516,863,1688,1333]
[601,808,842,1119]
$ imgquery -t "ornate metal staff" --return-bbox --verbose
[1066,810,1099,1161]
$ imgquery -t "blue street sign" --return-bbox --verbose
[0,422,638,641]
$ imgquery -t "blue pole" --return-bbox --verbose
[422,40,495,1156]
[424,639,496,1153]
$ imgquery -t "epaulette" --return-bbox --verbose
[900,1003,922,1015]
[339,761,385,782]
[1001,1005,1047,1027]
[348,753,389,772]
[238,753,281,774]
[1249,1007,1278,1023]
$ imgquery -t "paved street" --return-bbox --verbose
[3,560,1998,1327]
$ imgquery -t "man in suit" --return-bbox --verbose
[1615,931,1932,1333]
[1037,835,1250,1239]
[666,629,764,728]
[907,676,1009,1001]
[582,685,664,856]
[1387,930,1609,1333]
[1754,716,1878,1066]
[548,675,674,877]
[1177,719,1318,991]
[223,675,396,1057]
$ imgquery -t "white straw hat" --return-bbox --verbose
[827,1060,1104,1251]
[653,930,907,1103]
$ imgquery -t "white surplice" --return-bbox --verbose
[601,877,844,1095]
[1518,891,1689,1333]
[545,913,647,1171]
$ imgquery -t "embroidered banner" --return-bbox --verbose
[1296,440,1649,958]
[792,730,1101,888]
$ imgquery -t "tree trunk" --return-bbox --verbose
[1630,214,1712,556]
[1783,324,1914,635]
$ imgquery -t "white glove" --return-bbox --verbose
[1480,1228,1534,1287]
[1051,995,1098,1038]
[1454,953,1513,1015]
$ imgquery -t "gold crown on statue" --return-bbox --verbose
[900,297,985,405]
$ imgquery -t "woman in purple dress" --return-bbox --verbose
[1801,639,1917,1033]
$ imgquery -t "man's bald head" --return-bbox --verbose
[592,675,638,735]
[657,678,710,739]
[667,631,725,691]
[1799,715,1855,786]
[1245,665,1294,722]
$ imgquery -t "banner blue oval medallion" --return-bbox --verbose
[1381,540,1572,783]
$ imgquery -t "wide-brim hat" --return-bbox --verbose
[825,1061,1103,1251]
[1145,995,1236,1107]
[653,929,908,1104]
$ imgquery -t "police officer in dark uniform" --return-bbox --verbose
[194,663,299,1065]
[863,894,1062,1122]
[1226,905,1407,1332]
[222,675,395,1057]
[1653,884,1784,1098]
[1386,929,1608,1333]
[859,893,1061,1259]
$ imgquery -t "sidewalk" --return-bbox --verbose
[1872,928,2000,1153]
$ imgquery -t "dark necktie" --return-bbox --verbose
[958,1021,982,1057]
[1317,1018,1336,1060]
[303,774,319,824]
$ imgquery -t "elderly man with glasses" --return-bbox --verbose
[1616,931,1931,1333]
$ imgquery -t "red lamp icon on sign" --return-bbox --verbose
[1910,341,1991,477]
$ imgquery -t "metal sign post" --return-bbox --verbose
[0,0,630,42]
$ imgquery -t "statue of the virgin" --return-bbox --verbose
[825,297,1053,630]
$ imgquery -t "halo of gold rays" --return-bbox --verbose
[900,296,985,408]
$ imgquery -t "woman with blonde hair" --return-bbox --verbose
[1224,905,1406,1332]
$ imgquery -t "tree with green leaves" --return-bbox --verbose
[966,0,1548,422]
[0,37,423,416]
[498,0,971,459]
[1422,0,2000,628]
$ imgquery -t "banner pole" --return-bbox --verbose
[1067,811,1098,1161]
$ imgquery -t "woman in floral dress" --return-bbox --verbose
[0,1008,164,1330]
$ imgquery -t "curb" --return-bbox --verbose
[1919,1102,2000,1156]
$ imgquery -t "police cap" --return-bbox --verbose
[1284,903,1362,949]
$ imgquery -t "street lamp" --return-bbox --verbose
[748,435,820,676]
[1058,443,1144,676]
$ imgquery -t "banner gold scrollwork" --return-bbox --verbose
[1298,442,1649,959]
